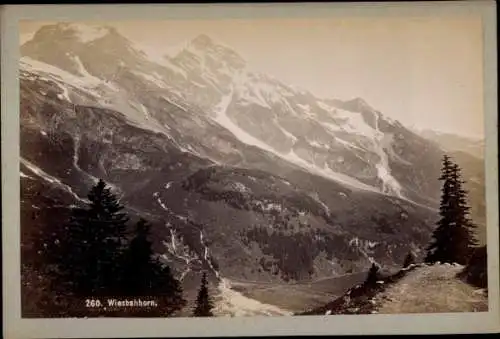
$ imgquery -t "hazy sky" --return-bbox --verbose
[20,16,484,138]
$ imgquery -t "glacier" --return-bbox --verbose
[212,88,380,193]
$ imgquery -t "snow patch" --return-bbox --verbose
[71,55,102,86]
[137,47,188,79]
[318,101,335,113]
[199,230,220,279]
[278,124,298,142]
[139,103,150,120]
[231,182,250,193]
[372,112,403,198]
[288,150,379,192]
[20,157,88,203]
[254,201,282,213]
[21,57,102,98]
[308,139,329,149]
[213,89,379,193]
[64,23,109,43]
[192,81,207,88]
[349,237,379,265]
[213,88,279,154]
[72,137,100,185]
[163,225,198,267]
[54,83,71,102]
[333,137,365,152]
[309,192,330,215]
[162,96,187,112]
[132,70,167,89]
[20,171,33,179]
[297,103,313,116]
[235,83,272,109]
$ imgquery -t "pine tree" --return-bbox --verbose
[425,155,478,265]
[120,218,186,316]
[152,262,186,316]
[120,218,157,296]
[451,163,478,253]
[364,263,380,286]
[193,272,214,317]
[425,155,453,264]
[56,179,129,297]
[403,251,416,268]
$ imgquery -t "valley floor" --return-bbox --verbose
[225,272,368,313]
[212,279,293,316]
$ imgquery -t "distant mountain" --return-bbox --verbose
[19,22,486,315]
[416,128,485,159]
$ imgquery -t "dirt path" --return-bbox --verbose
[374,264,488,314]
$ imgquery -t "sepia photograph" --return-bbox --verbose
[2,1,499,338]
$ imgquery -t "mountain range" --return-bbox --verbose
[19,22,486,315]
[415,128,485,159]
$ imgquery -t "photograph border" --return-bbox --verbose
[2,1,499,337]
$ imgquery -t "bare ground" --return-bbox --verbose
[374,264,488,314]
[298,263,488,316]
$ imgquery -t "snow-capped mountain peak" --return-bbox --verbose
[175,34,247,72]
[58,22,113,43]
[340,97,376,114]
[189,33,217,50]
[28,22,117,46]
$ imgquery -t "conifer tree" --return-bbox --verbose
[56,179,129,297]
[119,218,186,315]
[152,262,186,316]
[403,251,416,268]
[450,163,478,252]
[425,155,478,265]
[364,263,380,286]
[120,218,157,296]
[193,272,214,317]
